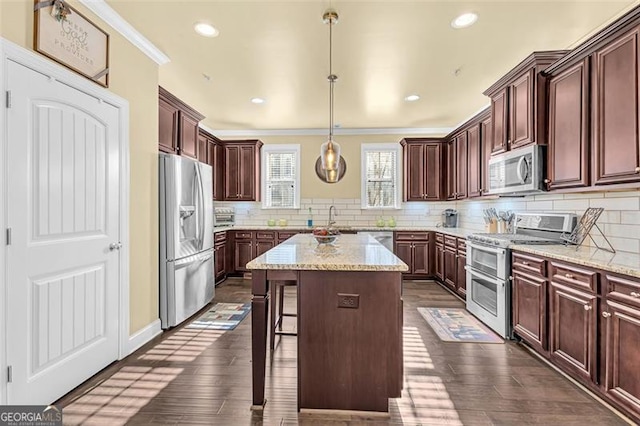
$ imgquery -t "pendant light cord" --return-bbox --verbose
[328,15,334,140]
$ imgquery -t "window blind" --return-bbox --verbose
[365,149,397,208]
[265,151,297,208]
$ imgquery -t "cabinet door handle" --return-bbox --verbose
[631,292,640,298]
[602,312,611,318]
[583,304,592,311]
[635,167,640,174]
[544,179,551,184]
[564,273,574,279]
[521,261,529,266]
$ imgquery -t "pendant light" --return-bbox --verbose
[320,9,341,183]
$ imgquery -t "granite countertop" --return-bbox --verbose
[246,234,409,272]
[511,244,640,279]
[214,225,477,239]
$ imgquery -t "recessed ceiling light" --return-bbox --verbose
[451,13,478,29]
[251,97,265,104]
[404,95,420,102]
[194,22,219,37]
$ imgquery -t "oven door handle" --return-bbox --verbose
[467,241,506,256]
[465,265,505,287]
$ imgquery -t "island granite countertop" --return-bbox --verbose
[215,225,477,239]
[246,233,409,272]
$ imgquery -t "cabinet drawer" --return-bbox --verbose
[256,231,276,240]
[395,232,430,241]
[513,252,546,278]
[234,231,253,240]
[435,233,444,243]
[277,231,298,241]
[605,273,640,308]
[214,231,227,243]
[457,238,466,252]
[550,261,598,294]
[444,235,457,248]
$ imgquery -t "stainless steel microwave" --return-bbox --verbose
[487,145,546,196]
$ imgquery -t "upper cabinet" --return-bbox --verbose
[545,9,640,190]
[483,51,569,155]
[593,27,640,185]
[401,138,444,201]
[224,140,263,201]
[158,87,204,159]
[198,129,224,201]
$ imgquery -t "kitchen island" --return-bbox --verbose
[247,233,408,414]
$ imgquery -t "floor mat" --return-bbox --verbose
[417,307,503,343]
[187,302,251,331]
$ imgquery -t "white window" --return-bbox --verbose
[361,143,402,209]
[261,144,301,209]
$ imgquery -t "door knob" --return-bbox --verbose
[109,242,123,251]
[602,312,611,318]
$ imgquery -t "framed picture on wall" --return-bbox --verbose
[34,0,110,87]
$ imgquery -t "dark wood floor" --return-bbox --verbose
[57,279,631,425]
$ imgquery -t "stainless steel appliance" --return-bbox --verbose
[357,231,394,251]
[442,209,458,228]
[159,153,215,329]
[214,207,235,227]
[487,145,546,196]
[465,212,577,338]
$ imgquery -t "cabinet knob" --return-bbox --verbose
[509,276,514,281]
[630,292,640,298]
[583,304,592,311]
[635,167,640,173]
[564,273,574,279]
[544,179,551,184]
[521,261,529,266]
[602,311,611,318]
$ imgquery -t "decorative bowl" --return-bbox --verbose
[312,227,340,244]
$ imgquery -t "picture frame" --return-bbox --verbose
[34,0,110,87]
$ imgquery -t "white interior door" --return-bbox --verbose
[5,60,120,404]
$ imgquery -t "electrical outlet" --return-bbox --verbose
[337,293,359,309]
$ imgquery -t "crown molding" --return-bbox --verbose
[448,104,491,136]
[203,126,453,138]
[77,0,170,65]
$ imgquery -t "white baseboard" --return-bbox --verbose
[126,319,162,356]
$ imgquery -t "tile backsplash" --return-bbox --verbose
[217,189,640,254]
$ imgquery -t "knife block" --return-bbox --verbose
[485,221,498,233]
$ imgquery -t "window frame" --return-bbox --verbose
[360,143,402,210]
[261,144,301,210]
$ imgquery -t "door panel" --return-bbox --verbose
[456,254,467,298]
[234,240,253,272]
[159,97,178,153]
[435,244,444,281]
[424,143,442,200]
[491,88,509,154]
[444,247,457,290]
[225,145,240,200]
[481,116,493,193]
[239,145,257,200]
[6,61,120,404]
[446,141,457,200]
[394,242,413,275]
[456,133,468,199]
[412,242,430,276]
[510,70,534,148]
[513,272,547,352]
[179,113,199,159]
[406,144,425,200]
[467,125,482,198]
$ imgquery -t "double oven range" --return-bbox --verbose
[465,212,577,338]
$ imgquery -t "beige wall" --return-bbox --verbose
[221,133,446,199]
[1,0,160,334]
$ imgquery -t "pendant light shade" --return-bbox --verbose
[320,9,341,184]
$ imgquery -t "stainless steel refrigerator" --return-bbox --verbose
[159,153,214,329]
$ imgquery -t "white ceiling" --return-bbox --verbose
[107,0,637,133]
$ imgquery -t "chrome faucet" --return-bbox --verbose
[328,205,337,227]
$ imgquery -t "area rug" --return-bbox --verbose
[187,302,251,331]
[417,307,503,343]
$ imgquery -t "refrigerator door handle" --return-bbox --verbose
[195,163,205,252]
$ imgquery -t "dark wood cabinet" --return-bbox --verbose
[224,140,262,201]
[394,232,432,278]
[455,250,466,298]
[484,51,568,155]
[401,139,443,201]
[480,115,493,195]
[199,129,224,201]
[446,141,457,200]
[490,87,509,154]
[547,58,590,190]
[549,281,598,383]
[443,246,457,291]
[158,87,204,158]
[214,231,228,283]
[513,271,548,353]
[455,133,468,200]
[197,133,209,163]
[593,27,640,185]
[467,124,482,198]
[234,238,254,273]
[434,234,444,281]
[158,96,179,154]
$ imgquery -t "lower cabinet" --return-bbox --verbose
[456,251,466,298]
[234,237,254,273]
[443,245,457,291]
[214,231,228,283]
[435,241,444,281]
[512,251,640,422]
[394,232,432,278]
